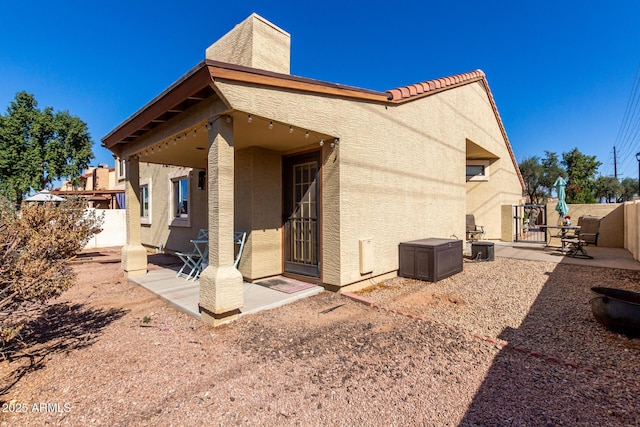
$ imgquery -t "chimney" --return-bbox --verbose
[205,13,291,74]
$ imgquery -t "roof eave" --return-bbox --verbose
[102,61,214,149]
[102,60,392,150]
[205,59,389,102]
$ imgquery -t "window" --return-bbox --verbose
[173,178,188,217]
[466,160,490,182]
[117,157,126,181]
[140,178,151,225]
[169,170,191,227]
[466,164,485,177]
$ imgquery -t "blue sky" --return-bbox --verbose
[1,1,639,181]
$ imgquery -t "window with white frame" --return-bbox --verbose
[466,160,490,182]
[140,178,151,225]
[169,170,191,227]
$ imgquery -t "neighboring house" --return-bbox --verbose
[102,13,525,326]
[56,163,124,209]
[56,162,127,249]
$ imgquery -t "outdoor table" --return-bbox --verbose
[176,239,208,280]
[541,225,581,253]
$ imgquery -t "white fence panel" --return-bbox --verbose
[84,209,126,249]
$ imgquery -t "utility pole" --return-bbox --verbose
[614,146,618,178]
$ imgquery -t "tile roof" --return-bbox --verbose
[385,70,486,101]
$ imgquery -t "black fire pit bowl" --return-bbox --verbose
[590,286,640,336]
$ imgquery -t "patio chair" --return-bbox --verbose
[197,228,208,239]
[177,231,246,280]
[175,229,210,280]
[561,216,601,259]
[466,214,485,242]
[176,239,208,281]
[234,231,247,268]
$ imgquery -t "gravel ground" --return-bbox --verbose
[0,256,639,426]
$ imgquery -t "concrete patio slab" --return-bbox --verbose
[492,241,640,270]
[128,268,324,320]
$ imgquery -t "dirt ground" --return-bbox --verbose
[0,256,639,426]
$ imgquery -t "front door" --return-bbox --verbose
[283,152,320,277]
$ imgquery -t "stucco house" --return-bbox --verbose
[103,14,524,325]
[55,163,124,209]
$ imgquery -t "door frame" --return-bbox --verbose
[282,150,322,279]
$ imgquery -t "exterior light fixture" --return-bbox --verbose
[269,121,273,129]
[305,131,309,139]
[331,138,339,148]
[248,114,252,123]
[225,116,231,123]
[289,126,293,133]
[319,139,324,147]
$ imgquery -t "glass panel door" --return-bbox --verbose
[283,152,320,277]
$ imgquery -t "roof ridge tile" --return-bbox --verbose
[384,69,486,101]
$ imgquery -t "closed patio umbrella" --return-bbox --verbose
[554,177,568,221]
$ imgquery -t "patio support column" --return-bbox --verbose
[199,117,243,326]
[121,155,147,277]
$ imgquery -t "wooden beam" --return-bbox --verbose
[103,65,212,148]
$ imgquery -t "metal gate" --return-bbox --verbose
[513,204,547,243]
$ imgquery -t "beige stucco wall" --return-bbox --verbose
[501,204,514,242]
[234,147,283,280]
[94,167,110,190]
[205,13,290,74]
[624,201,639,260]
[137,163,208,253]
[545,202,624,248]
[463,89,523,238]
[108,169,117,189]
[215,80,522,288]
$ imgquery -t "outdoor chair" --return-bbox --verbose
[466,214,485,242]
[561,215,602,259]
[177,231,247,280]
[234,231,247,268]
[176,239,209,281]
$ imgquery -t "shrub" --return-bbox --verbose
[0,196,103,355]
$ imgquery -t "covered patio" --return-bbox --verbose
[102,60,341,326]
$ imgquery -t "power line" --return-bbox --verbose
[612,61,640,179]
[614,62,640,150]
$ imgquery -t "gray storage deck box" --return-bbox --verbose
[398,238,463,282]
